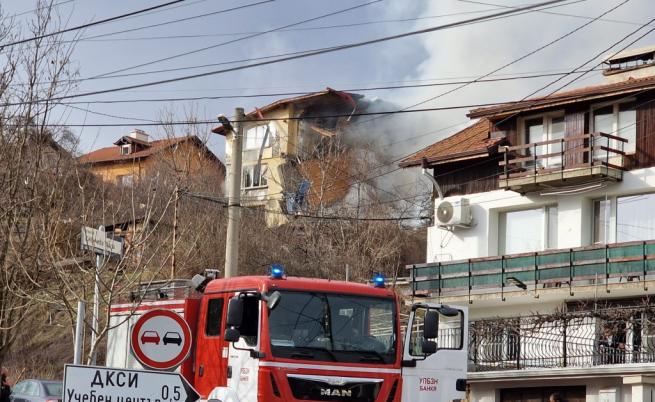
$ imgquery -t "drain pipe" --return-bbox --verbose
[422,165,444,200]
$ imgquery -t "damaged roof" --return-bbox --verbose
[79,136,220,164]
[399,119,504,168]
[212,88,363,135]
[469,75,655,118]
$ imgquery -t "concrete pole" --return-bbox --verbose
[73,300,86,364]
[90,253,102,364]
[224,108,244,278]
[90,225,104,365]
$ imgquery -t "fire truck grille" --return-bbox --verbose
[287,377,382,402]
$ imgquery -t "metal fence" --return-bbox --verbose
[469,309,655,371]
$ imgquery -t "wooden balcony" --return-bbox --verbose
[498,132,627,193]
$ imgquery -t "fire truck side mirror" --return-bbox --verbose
[423,310,439,339]
[226,297,244,327]
[262,291,281,310]
[224,327,241,342]
[421,339,437,355]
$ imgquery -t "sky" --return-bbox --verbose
[3,0,655,165]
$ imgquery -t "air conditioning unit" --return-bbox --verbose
[435,198,472,228]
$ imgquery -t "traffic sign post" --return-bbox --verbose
[63,365,199,402]
[81,226,124,365]
[131,309,193,370]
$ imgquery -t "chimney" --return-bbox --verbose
[603,45,655,83]
[129,128,149,143]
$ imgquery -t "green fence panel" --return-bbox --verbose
[505,255,535,270]
[441,276,469,289]
[441,262,469,276]
[609,261,643,276]
[471,273,502,287]
[414,279,439,291]
[573,263,605,278]
[537,252,570,266]
[609,244,643,259]
[414,265,439,278]
[538,267,570,281]
[573,248,605,263]
[470,260,501,272]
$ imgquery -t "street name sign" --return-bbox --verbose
[63,365,199,402]
[81,226,123,259]
[131,309,193,370]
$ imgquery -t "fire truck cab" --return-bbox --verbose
[107,270,468,402]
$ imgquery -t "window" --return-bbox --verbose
[592,193,655,243]
[116,174,134,186]
[244,123,277,150]
[24,381,39,397]
[593,199,611,244]
[120,144,132,155]
[617,194,655,242]
[268,292,397,364]
[408,307,463,356]
[592,101,636,154]
[499,206,557,254]
[524,114,565,168]
[204,298,224,337]
[44,382,62,397]
[242,164,268,188]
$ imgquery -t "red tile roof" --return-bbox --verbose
[399,119,504,167]
[79,136,216,164]
[212,88,362,135]
[469,75,655,118]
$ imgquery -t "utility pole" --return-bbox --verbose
[224,108,244,278]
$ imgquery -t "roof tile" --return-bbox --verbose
[399,119,502,167]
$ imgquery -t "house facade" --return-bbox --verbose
[213,89,362,227]
[401,47,655,402]
[79,129,225,186]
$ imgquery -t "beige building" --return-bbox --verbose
[213,89,362,226]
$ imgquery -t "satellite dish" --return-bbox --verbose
[436,201,453,224]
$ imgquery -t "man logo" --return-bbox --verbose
[320,388,352,397]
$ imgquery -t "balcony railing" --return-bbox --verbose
[409,240,655,298]
[499,132,627,192]
[469,308,655,372]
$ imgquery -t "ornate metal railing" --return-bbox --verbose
[469,307,655,371]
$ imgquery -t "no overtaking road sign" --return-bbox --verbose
[63,365,199,402]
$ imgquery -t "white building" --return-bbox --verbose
[401,47,655,402]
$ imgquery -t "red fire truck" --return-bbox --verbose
[107,268,468,402]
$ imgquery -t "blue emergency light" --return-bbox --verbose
[373,273,386,288]
[270,264,285,279]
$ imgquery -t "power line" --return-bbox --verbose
[9,101,566,127]
[53,69,602,105]
[77,0,274,46]
[10,0,75,18]
[10,0,569,103]
[90,0,385,79]
[0,0,186,48]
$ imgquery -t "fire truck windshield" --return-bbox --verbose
[268,291,397,364]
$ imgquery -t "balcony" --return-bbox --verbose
[469,307,655,372]
[498,132,627,193]
[409,240,655,298]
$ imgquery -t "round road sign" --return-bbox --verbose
[130,309,192,370]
